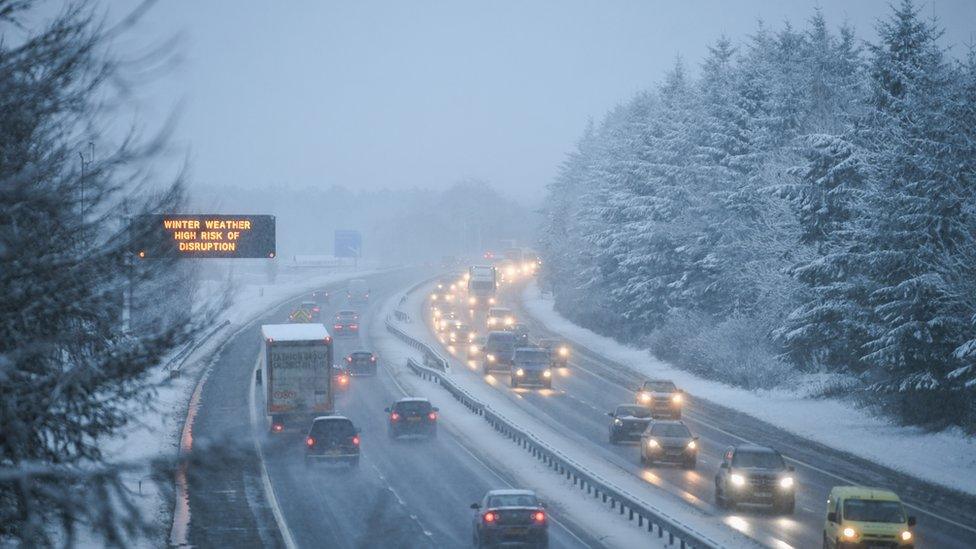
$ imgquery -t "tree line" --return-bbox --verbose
[539,0,976,430]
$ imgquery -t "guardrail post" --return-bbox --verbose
[669,531,674,545]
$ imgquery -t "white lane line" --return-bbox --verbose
[370,464,434,538]
[249,353,299,549]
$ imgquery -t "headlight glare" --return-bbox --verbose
[543,369,552,378]
[672,393,683,404]
[730,473,746,487]
[687,440,697,450]
[842,527,857,539]
[516,368,524,376]
[900,531,912,541]
[779,476,794,489]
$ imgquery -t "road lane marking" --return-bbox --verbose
[249,353,299,549]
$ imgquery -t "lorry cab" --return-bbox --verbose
[824,486,916,548]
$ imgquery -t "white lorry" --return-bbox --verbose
[259,323,334,433]
[467,265,497,309]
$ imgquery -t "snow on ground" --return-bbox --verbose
[371,295,696,549]
[381,286,763,549]
[519,280,976,496]
[99,267,388,546]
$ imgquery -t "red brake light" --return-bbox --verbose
[346,356,352,362]
[483,512,496,523]
[272,423,284,433]
[334,324,342,329]
[428,412,437,421]
[352,436,360,446]
[305,436,315,447]
[533,511,545,523]
[350,324,358,329]
[390,412,400,421]
[370,356,377,362]
[312,306,320,312]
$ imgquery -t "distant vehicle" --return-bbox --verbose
[483,331,516,374]
[537,338,570,367]
[511,347,552,389]
[311,289,331,304]
[448,321,476,344]
[467,265,497,309]
[714,444,796,514]
[823,486,916,549]
[471,489,548,549]
[304,415,360,467]
[468,335,486,358]
[347,278,370,303]
[640,420,699,469]
[435,311,458,333]
[506,322,530,346]
[332,364,350,390]
[259,324,334,434]
[300,300,321,320]
[386,398,438,439]
[345,350,378,376]
[636,379,684,418]
[486,307,515,329]
[333,310,359,335]
[607,404,653,444]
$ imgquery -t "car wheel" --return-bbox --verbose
[482,364,489,375]
[684,459,696,470]
[510,377,518,388]
[431,428,438,439]
[777,499,795,515]
[715,485,726,508]
[639,452,647,465]
[350,456,359,467]
[822,533,829,549]
[609,432,617,444]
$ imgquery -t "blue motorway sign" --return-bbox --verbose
[334,229,362,258]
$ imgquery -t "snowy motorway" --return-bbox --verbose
[412,279,976,549]
[182,270,594,548]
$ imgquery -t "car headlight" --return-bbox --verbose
[672,393,683,404]
[468,297,477,305]
[488,318,496,325]
[504,317,514,326]
[516,368,525,376]
[730,473,746,487]
[487,354,495,362]
[639,392,651,403]
[613,419,623,426]
[779,476,794,489]
[645,438,659,448]
[558,347,569,357]
[543,369,552,378]
[469,345,479,354]
[687,440,697,450]
[430,294,438,300]
[489,297,497,305]
[842,527,857,539]
[900,530,912,542]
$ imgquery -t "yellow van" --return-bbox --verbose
[824,486,916,548]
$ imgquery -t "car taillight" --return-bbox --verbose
[272,422,284,433]
[390,412,400,421]
[350,324,359,329]
[533,511,545,523]
[370,356,377,362]
[339,375,349,385]
[428,412,437,421]
[312,307,320,313]
[346,356,352,363]
[483,512,496,523]
[334,324,342,329]
[352,436,360,446]
[305,436,315,447]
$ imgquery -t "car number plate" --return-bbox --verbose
[407,417,421,422]
[666,450,682,456]
[505,527,528,536]
[753,491,772,498]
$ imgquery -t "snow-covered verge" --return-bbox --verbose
[386,285,763,549]
[371,295,722,549]
[520,280,976,496]
[96,267,390,547]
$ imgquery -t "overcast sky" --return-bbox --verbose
[118,0,976,203]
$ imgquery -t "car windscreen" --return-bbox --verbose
[650,423,691,437]
[487,334,515,350]
[394,401,432,414]
[310,420,354,438]
[642,381,677,392]
[616,406,651,418]
[337,312,357,319]
[732,450,785,469]
[514,349,550,363]
[843,499,905,523]
[469,280,494,290]
[350,353,371,360]
[489,309,512,317]
[487,494,538,508]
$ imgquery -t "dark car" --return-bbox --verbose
[332,364,351,391]
[304,415,360,467]
[333,310,359,335]
[347,278,370,303]
[607,404,653,443]
[311,289,331,304]
[511,347,553,389]
[471,489,548,549]
[483,331,516,374]
[386,398,438,439]
[715,444,796,514]
[506,322,531,346]
[635,379,685,418]
[640,420,699,468]
[538,338,570,368]
[300,300,321,320]
[345,350,377,376]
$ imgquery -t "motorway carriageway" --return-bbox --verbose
[419,278,976,549]
[181,269,594,548]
